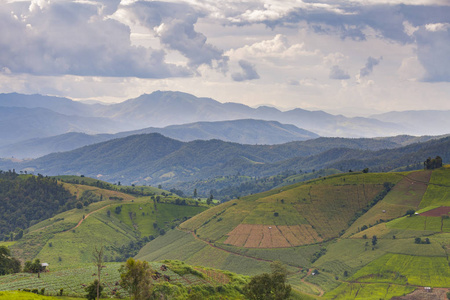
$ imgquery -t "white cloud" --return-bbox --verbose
[425,22,450,32]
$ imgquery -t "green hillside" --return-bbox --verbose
[1,176,209,268]
[140,166,450,299]
[0,260,249,299]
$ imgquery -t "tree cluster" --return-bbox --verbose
[424,156,443,170]
[0,171,76,239]
[243,261,291,300]
[0,246,21,275]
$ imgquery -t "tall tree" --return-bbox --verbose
[119,258,155,300]
[92,246,104,300]
[243,261,291,300]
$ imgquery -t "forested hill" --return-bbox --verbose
[0,171,76,239]
[5,133,450,190]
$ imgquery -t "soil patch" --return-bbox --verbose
[391,287,448,300]
[420,206,450,217]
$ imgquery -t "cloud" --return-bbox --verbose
[0,1,190,78]
[359,56,382,77]
[415,25,450,82]
[226,34,321,65]
[232,60,260,81]
[125,1,228,71]
[329,65,350,80]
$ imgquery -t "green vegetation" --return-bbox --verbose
[136,229,274,276]
[0,291,79,300]
[350,253,450,287]
[0,171,76,240]
[323,283,415,299]
[419,166,450,208]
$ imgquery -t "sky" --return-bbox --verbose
[1,0,450,116]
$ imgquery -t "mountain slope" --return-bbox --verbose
[0,107,122,147]
[6,133,449,189]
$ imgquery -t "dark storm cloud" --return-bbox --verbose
[0,1,190,78]
[329,65,350,80]
[232,60,260,81]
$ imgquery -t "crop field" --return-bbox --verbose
[323,283,415,300]
[136,230,273,275]
[0,263,126,297]
[0,261,226,298]
[420,206,450,216]
[218,243,320,268]
[181,172,404,244]
[350,253,450,287]
[35,215,135,268]
[0,291,79,300]
[419,167,450,208]
[304,271,340,292]
[384,171,431,206]
[294,183,385,240]
[224,224,322,248]
[345,171,431,237]
[110,201,207,236]
[288,273,321,296]
[387,215,450,232]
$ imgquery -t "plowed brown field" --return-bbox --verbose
[420,206,450,217]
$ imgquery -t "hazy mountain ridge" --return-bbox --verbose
[371,110,450,136]
[0,91,428,144]
[0,106,122,147]
[0,119,318,159]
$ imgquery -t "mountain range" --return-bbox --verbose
[3,133,448,193]
[1,91,449,155]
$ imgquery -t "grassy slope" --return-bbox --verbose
[343,170,431,237]
[173,167,449,299]
[181,172,403,244]
[136,229,273,276]
[10,180,208,269]
[0,260,248,299]
[318,167,450,298]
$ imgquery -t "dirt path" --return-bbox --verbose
[183,229,325,297]
[67,204,112,231]
[296,268,325,297]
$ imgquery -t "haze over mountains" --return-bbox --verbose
[1,91,449,154]
[0,119,318,159]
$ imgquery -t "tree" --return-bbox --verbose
[92,246,105,300]
[24,258,44,278]
[0,246,21,275]
[372,235,377,247]
[406,209,416,217]
[193,188,197,198]
[119,258,155,300]
[415,237,422,244]
[85,280,103,300]
[243,261,291,300]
